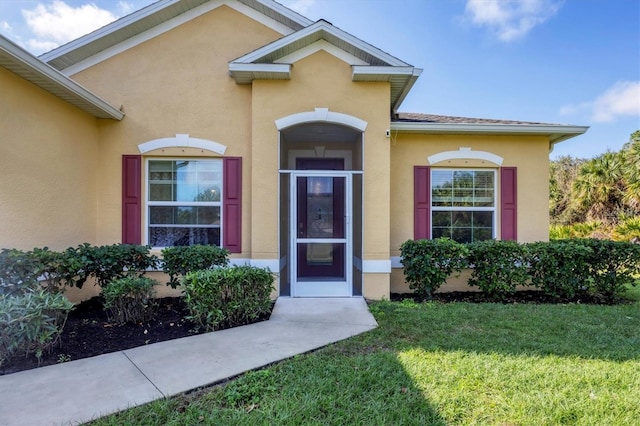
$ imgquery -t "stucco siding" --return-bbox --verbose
[389,133,550,292]
[69,5,282,249]
[390,133,550,253]
[251,50,392,297]
[0,67,99,250]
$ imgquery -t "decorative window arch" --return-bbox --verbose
[137,134,227,155]
[275,108,368,132]
[427,147,503,166]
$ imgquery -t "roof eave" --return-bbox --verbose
[0,36,124,120]
[232,20,410,66]
[390,122,589,142]
[40,0,312,71]
[228,62,291,83]
[352,66,423,114]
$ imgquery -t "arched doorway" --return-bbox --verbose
[277,110,365,297]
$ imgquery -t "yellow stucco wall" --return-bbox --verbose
[389,133,551,292]
[250,50,392,297]
[70,5,283,252]
[0,67,99,250]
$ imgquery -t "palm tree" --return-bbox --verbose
[621,131,640,210]
[572,151,626,223]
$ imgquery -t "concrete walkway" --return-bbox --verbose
[0,298,377,426]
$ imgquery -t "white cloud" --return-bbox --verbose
[117,1,136,16]
[560,81,640,123]
[23,1,118,53]
[279,0,316,14]
[465,0,563,41]
[0,20,21,42]
[591,81,640,123]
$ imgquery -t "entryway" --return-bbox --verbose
[291,158,352,296]
[277,117,365,297]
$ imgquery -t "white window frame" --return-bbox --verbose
[145,158,223,248]
[430,168,497,242]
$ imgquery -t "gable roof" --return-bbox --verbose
[392,113,588,145]
[229,19,422,113]
[0,35,124,120]
[40,0,312,72]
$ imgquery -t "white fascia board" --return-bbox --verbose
[40,0,181,62]
[392,68,422,114]
[0,36,123,120]
[246,0,312,27]
[352,65,417,78]
[228,63,291,83]
[234,20,409,66]
[229,63,291,73]
[275,40,368,65]
[390,122,589,141]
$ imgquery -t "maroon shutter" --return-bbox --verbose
[122,155,142,244]
[500,167,517,241]
[223,157,242,253]
[414,166,431,240]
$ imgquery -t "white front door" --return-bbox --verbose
[290,171,352,297]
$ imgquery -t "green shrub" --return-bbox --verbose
[0,249,42,295]
[572,239,640,303]
[161,245,229,288]
[102,276,157,324]
[527,241,592,300]
[70,243,158,288]
[0,247,84,295]
[0,289,74,366]
[182,265,274,331]
[467,240,529,301]
[400,238,468,300]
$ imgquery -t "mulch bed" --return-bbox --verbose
[0,297,270,376]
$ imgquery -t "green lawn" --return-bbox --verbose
[90,291,640,426]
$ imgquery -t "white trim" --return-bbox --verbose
[144,158,224,248]
[57,0,297,75]
[287,149,353,170]
[275,108,367,132]
[138,134,227,154]
[275,40,368,65]
[228,63,291,73]
[290,170,353,297]
[228,258,280,271]
[250,259,280,271]
[233,20,409,67]
[390,256,403,268]
[430,169,497,241]
[390,121,589,144]
[428,147,504,165]
[362,260,391,273]
[352,65,418,77]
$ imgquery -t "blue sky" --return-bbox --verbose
[1,0,638,159]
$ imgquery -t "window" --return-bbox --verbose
[431,169,496,243]
[147,159,222,247]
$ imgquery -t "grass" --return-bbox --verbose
[89,291,640,426]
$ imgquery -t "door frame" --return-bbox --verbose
[289,170,353,297]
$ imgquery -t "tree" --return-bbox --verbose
[572,151,626,223]
[549,155,586,224]
[621,131,640,209]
